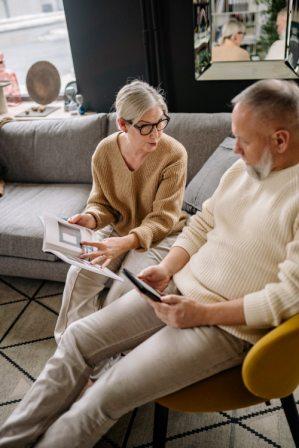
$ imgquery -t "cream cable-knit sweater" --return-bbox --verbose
[173,159,299,344]
[85,132,187,250]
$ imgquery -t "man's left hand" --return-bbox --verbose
[147,294,207,328]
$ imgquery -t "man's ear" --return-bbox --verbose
[117,117,128,132]
[272,129,290,154]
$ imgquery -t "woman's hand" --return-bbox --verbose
[80,234,138,267]
[68,213,97,229]
[138,265,172,292]
[147,295,207,328]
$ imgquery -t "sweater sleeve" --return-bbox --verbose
[129,159,187,250]
[84,156,117,229]
[172,197,214,256]
[244,214,299,328]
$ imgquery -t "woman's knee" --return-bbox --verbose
[60,317,101,364]
[66,265,81,284]
[63,266,82,297]
[60,320,83,353]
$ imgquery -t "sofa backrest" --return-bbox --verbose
[0,112,232,185]
[0,114,107,184]
[107,112,232,184]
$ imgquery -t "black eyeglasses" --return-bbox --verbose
[126,114,170,136]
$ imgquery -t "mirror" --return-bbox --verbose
[193,0,299,79]
[288,0,299,71]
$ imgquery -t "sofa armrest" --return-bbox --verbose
[242,313,299,399]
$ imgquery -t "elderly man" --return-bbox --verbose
[266,8,287,60]
[0,79,298,448]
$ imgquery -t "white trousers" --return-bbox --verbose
[55,227,178,344]
[0,288,250,448]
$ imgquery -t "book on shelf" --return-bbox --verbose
[216,0,225,13]
[215,0,249,13]
[40,213,123,281]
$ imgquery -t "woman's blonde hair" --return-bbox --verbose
[115,80,168,124]
[219,19,246,44]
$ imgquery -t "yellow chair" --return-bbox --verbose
[152,314,299,448]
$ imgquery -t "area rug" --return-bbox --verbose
[0,275,298,447]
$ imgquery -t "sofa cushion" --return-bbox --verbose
[0,114,107,184]
[107,112,232,184]
[183,137,239,214]
[0,183,91,262]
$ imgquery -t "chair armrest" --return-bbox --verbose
[242,314,299,399]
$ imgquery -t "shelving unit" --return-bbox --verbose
[193,0,212,77]
[193,0,211,49]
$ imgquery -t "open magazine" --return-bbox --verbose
[40,214,123,282]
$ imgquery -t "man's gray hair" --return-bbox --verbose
[232,79,299,129]
[277,7,287,18]
[115,80,168,124]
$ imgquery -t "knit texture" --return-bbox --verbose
[85,132,188,250]
[173,159,299,344]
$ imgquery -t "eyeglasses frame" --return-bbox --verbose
[125,114,170,136]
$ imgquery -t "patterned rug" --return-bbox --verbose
[0,275,298,447]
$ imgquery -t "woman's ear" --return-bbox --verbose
[117,117,128,132]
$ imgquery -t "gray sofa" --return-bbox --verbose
[0,112,232,282]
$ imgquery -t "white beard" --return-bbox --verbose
[245,149,273,180]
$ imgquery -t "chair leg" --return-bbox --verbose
[153,403,169,448]
[121,408,138,448]
[280,394,299,447]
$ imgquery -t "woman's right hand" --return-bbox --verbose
[68,213,97,229]
[138,265,172,293]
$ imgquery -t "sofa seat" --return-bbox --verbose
[0,183,91,262]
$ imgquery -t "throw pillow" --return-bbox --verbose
[183,137,239,214]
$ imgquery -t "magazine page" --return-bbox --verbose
[40,214,123,281]
[50,249,123,281]
[41,214,97,257]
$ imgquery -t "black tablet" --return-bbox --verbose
[122,268,162,302]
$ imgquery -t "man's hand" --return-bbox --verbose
[80,234,138,267]
[147,295,207,328]
[68,213,97,229]
[138,265,172,292]
[146,295,246,327]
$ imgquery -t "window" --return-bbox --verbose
[0,0,75,96]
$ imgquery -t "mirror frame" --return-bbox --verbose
[194,0,299,80]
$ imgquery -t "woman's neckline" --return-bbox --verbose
[116,131,153,173]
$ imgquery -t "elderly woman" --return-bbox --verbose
[55,79,188,343]
[212,19,250,62]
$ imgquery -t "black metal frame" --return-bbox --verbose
[152,394,299,448]
[281,394,299,447]
[121,408,138,448]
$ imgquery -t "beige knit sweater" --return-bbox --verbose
[173,159,299,344]
[85,132,188,250]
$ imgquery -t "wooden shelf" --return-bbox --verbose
[0,101,95,122]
